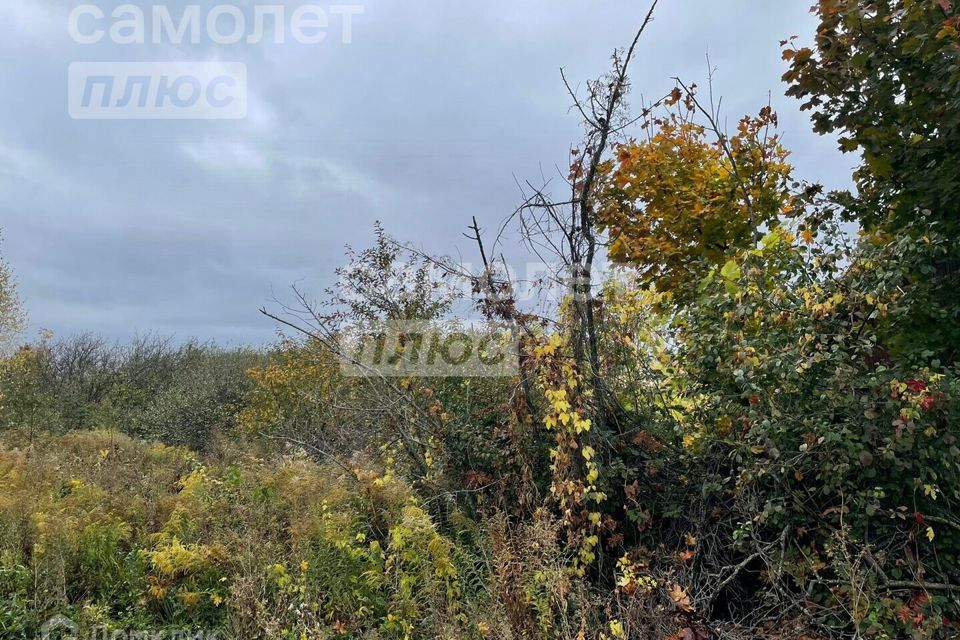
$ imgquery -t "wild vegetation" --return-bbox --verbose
[2,1,960,638]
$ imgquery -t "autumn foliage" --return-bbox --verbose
[2,2,960,639]
[599,106,794,291]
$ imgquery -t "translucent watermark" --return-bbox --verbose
[68,4,364,46]
[41,615,78,639]
[64,4,364,119]
[68,62,247,119]
[41,615,218,639]
[336,260,612,309]
[337,320,519,378]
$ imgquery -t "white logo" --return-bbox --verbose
[68,62,247,120]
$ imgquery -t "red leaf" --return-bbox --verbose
[905,379,927,393]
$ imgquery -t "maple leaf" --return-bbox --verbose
[669,583,693,612]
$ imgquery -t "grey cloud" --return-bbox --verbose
[0,1,850,345]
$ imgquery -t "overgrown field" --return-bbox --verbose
[3,1,960,638]
[0,430,496,639]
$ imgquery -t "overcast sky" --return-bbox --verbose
[0,1,852,346]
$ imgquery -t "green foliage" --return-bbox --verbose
[0,431,496,639]
[0,233,24,354]
[782,0,960,362]
[0,335,263,449]
[783,0,960,237]
[658,223,958,634]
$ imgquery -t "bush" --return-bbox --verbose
[0,335,264,450]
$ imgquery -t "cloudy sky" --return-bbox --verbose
[0,1,851,346]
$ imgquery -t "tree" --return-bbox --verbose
[783,0,960,362]
[260,224,481,487]
[0,232,25,353]
[783,0,960,236]
[598,102,794,292]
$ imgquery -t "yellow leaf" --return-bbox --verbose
[609,620,625,638]
[936,25,958,38]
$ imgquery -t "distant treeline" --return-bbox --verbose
[0,334,265,450]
